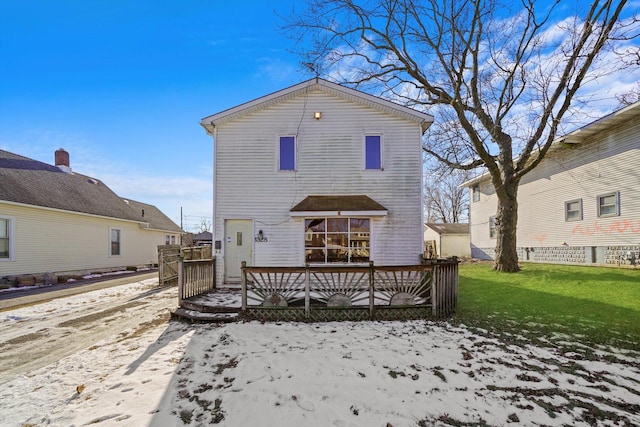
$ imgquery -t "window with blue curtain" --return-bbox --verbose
[279,136,295,170]
[365,135,381,170]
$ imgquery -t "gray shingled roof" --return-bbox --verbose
[125,199,183,232]
[0,149,182,232]
[425,223,469,235]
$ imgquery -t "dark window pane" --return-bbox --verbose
[365,135,381,169]
[306,248,325,263]
[305,218,325,232]
[327,218,348,232]
[350,218,369,232]
[280,136,295,170]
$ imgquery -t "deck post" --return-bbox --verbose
[304,262,310,318]
[241,261,247,312]
[177,255,184,307]
[369,261,375,320]
[432,263,439,318]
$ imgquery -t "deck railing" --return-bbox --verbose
[241,259,458,321]
[177,248,216,304]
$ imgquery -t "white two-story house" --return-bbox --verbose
[201,78,433,285]
[465,100,640,266]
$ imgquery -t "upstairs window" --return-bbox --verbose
[472,184,480,202]
[279,136,296,171]
[110,228,121,256]
[565,199,583,221]
[597,192,619,217]
[365,135,382,170]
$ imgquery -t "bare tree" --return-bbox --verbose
[424,163,470,224]
[285,0,639,271]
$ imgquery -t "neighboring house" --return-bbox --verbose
[201,78,433,285]
[0,148,183,279]
[193,231,213,246]
[424,223,470,258]
[464,101,640,266]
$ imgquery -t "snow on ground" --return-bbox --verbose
[1,283,639,427]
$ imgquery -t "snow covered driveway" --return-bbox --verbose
[0,277,176,384]
[1,279,639,426]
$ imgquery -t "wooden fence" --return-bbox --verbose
[158,245,181,286]
[241,259,458,321]
[162,246,215,303]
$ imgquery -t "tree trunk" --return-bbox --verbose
[493,181,520,272]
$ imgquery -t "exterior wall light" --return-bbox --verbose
[314,112,322,120]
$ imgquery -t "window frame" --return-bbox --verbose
[364,134,383,170]
[304,217,371,264]
[0,215,15,261]
[597,192,620,218]
[565,198,583,222]
[110,227,122,257]
[489,216,497,239]
[278,135,296,171]
[472,184,480,202]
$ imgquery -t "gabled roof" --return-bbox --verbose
[124,199,183,233]
[461,100,640,187]
[290,195,388,217]
[425,223,469,235]
[200,78,434,134]
[0,149,182,232]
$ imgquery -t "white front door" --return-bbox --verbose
[224,219,253,283]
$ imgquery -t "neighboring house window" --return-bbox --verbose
[365,135,382,170]
[165,235,171,245]
[565,199,583,221]
[279,136,296,171]
[305,217,370,263]
[472,184,480,202]
[171,235,176,244]
[489,216,497,239]
[110,228,121,256]
[597,192,619,217]
[0,216,13,260]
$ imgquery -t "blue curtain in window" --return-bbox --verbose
[280,136,295,170]
[365,135,381,169]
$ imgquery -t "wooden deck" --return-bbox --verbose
[172,259,458,323]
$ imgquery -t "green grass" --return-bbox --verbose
[452,262,640,353]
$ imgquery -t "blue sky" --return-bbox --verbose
[1,1,638,232]
[0,1,307,231]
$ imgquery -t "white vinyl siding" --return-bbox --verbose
[213,89,424,283]
[468,116,640,251]
[0,202,171,276]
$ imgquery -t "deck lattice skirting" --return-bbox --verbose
[241,260,458,322]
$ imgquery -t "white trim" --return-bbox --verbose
[291,210,388,217]
[0,214,16,261]
[0,200,143,225]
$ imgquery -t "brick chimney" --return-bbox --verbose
[55,148,72,173]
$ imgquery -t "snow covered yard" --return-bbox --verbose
[2,308,639,426]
